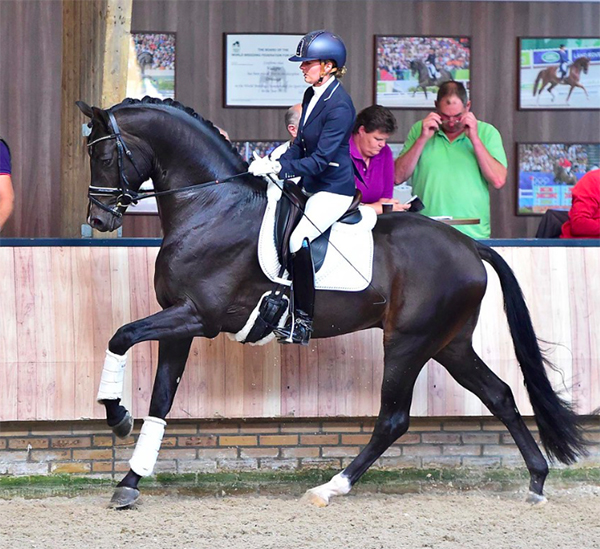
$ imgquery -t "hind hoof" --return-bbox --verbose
[109,486,140,509]
[303,488,329,508]
[112,412,134,439]
[525,491,548,506]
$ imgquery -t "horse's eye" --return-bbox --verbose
[101,157,112,167]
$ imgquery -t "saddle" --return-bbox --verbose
[274,180,362,273]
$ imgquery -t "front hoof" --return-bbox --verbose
[109,486,140,509]
[525,491,548,506]
[112,411,134,439]
[303,488,329,508]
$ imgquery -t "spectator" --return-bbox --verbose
[0,138,14,232]
[394,81,507,238]
[560,169,600,239]
[270,104,302,161]
[349,105,408,214]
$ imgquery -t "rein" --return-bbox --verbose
[87,111,249,218]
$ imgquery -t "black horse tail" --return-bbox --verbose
[476,242,588,464]
[532,71,543,96]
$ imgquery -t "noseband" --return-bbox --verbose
[87,111,145,218]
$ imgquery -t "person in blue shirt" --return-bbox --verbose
[249,30,356,345]
[0,138,14,232]
[558,44,569,82]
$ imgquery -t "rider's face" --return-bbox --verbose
[300,60,333,86]
[300,60,321,85]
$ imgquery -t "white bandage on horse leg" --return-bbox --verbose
[96,349,127,402]
[129,416,166,477]
[306,472,351,506]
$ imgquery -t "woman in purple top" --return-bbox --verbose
[350,105,409,214]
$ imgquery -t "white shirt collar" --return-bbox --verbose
[312,74,336,99]
[304,76,337,124]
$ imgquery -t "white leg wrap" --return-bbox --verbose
[96,349,127,402]
[307,472,352,506]
[129,416,166,477]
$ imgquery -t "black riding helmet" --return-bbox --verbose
[289,30,347,70]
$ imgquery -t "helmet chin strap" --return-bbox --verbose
[317,61,336,84]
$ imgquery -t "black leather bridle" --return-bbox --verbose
[86,111,249,219]
[86,111,146,218]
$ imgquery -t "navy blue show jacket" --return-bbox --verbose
[278,79,356,197]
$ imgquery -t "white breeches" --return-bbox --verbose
[289,191,354,253]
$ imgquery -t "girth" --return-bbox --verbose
[274,181,362,272]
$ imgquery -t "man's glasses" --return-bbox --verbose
[437,111,464,122]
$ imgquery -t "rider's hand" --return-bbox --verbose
[461,112,479,142]
[420,112,441,140]
[248,155,281,177]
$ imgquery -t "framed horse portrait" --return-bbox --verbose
[374,35,471,109]
[127,32,176,100]
[516,142,600,215]
[518,37,600,110]
[223,33,306,108]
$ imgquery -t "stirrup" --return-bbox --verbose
[273,316,313,346]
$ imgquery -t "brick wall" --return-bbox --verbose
[1,417,598,478]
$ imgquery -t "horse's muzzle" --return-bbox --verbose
[88,210,123,233]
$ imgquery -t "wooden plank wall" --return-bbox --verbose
[1,1,599,239]
[0,245,598,422]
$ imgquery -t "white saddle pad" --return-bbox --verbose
[258,181,377,292]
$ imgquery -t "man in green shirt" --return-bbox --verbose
[394,81,507,238]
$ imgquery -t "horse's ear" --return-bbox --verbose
[91,106,111,130]
[76,101,93,119]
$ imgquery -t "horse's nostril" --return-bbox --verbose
[89,218,103,229]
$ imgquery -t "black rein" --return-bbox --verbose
[87,111,249,218]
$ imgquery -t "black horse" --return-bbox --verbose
[76,97,587,509]
[409,59,454,99]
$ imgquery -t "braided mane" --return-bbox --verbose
[111,96,241,160]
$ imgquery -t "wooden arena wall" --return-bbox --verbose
[1,0,599,238]
[0,243,598,423]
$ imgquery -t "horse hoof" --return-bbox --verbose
[303,488,329,508]
[109,486,140,509]
[525,491,548,506]
[112,411,134,439]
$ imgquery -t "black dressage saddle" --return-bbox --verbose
[274,180,362,273]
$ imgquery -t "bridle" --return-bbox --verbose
[86,111,146,218]
[86,110,249,219]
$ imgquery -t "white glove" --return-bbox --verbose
[248,155,281,177]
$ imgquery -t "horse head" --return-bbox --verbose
[579,56,590,74]
[77,97,254,234]
[409,59,419,76]
[77,100,155,232]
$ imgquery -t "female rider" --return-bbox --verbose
[249,30,356,345]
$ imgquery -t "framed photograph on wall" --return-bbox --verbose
[127,32,176,100]
[125,32,176,215]
[518,37,600,110]
[374,35,471,108]
[224,33,307,107]
[232,140,287,163]
[516,142,600,215]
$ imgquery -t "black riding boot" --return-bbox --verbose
[274,239,315,346]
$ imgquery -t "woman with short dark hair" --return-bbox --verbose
[350,105,409,214]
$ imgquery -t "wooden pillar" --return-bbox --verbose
[60,0,132,238]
